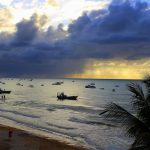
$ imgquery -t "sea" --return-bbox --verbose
[0,78,142,150]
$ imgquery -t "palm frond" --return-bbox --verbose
[127,83,150,126]
[143,75,150,92]
[143,75,150,103]
[129,146,146,150]
[100,102,150,137]
[130,132,150,150]
[128,146,145,150]
[127,83,145,105]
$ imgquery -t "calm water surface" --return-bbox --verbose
[0,78,142,150]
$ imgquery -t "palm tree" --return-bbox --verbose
[100,75,150,150]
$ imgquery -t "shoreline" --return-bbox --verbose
[0,124,90,150]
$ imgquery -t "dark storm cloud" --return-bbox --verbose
[0,0,150,77]
[11,19,38,47]
[77,0,148,45]
[0,16,86,77]
[67,0,150,59]
[0,58,85,77]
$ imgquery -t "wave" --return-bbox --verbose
[12,100,102,115]
[0,114,89,147]
[47,123,76,130]
[0,108,40,118]
[69,117,116,127]
[47,104,102,114]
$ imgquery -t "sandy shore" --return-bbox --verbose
[0,125,89,150]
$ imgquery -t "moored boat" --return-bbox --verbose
[57,93,78,100]
[28,85,34,88]
[85,85,96,88]
[112,89,116,92]
[0,89,11,94]
[52,82,62,85]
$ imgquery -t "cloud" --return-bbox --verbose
[0,13,85,77]
[0,0,110,32]
[30,13,48,28]
[0,0,150,78]
[11,19,38,47]
[66,0,150,59]
[0,55,86,77]
[47,0,59,7]
[0,0,13,6]
[0,8,14,32]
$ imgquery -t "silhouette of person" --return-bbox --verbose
[8,129,13,138]
[4,95,5,102]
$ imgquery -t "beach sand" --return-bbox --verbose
[0,125,89,150]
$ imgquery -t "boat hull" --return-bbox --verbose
[85,85,96,88]
[57,96,78,100]
[0,91,11,94]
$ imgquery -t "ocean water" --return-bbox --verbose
[0,78,141,150]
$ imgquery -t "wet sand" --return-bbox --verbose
[0,125,89,150]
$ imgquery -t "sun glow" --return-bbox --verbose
[68,59,150,79]
[0,0,110,32]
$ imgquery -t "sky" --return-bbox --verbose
[0,0,150,79]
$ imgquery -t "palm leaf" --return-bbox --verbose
[129,146,146,150]
[128,83,145,102]
[143,75,150,92]
[130,132,150,150]
[143,75,150,103]
[128,83,150,126]
[100,102,150,137]
[100,75,150,150]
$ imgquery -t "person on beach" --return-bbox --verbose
[8,129,13,138]
[1,95,6,102]
[3,95,5,102]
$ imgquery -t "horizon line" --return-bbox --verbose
[0,77,142,80]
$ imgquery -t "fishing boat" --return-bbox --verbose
[90,82,95,85]
[28,85,34,88]
[85,85,96,88]
[57,93,78,100]
[0,89,11,94]
[52,82,62,85]
[115,85,120,87]
[112,89,116,92]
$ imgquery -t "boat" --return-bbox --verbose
[112,89,116,92]
[17,83,23,86]
[28,85,34,88]
[52,82,62,85]
[57,93,78,100]
[0,89,11,94]
[115,85,120,87]
[85,85,96,88]
[0,81,5,84]
[90,82,95,85]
